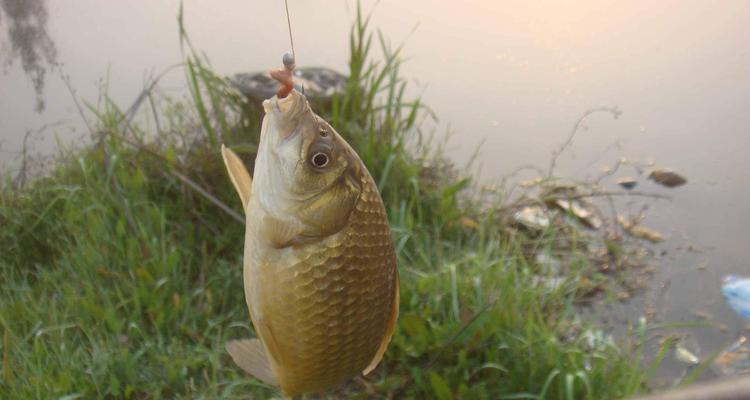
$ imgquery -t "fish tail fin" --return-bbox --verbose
[226,338,279,386]
[221,144,253,211]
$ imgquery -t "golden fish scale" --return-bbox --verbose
[253,173,397,394]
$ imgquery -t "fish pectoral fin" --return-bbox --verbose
[221,144,253,212]
[363,271,400,376]
[261,215,311,248]
[225,338,279,386]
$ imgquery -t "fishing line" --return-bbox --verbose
[284,0,295,60]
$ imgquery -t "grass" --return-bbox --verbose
[1,4,650,399]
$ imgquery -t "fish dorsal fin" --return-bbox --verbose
[221,144,253,211]
[363,272,400,375]
[225,338,279,386]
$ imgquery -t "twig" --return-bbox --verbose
[547,106,621,177]
[60,70,95,136]
[13,130,34,190]
[170,170,244,224]
[119,63,183,133]
[592,158,628,185]
[62,61,243,226]
[495,190,670,215]
[12,122,65,189]
[542,190,670,202]
[100,126,244,226]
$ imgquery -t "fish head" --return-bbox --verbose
[254,90,363,237]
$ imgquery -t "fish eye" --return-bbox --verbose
[310,152,330,168]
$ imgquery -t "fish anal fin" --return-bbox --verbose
[363,272,400,375]
[221,144,253,211]
[225,338,279,386]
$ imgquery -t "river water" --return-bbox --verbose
[1,0,749,384]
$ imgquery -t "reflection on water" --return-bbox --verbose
[0,0,749,383]
[0,0,57,111]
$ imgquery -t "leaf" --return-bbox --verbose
[618,216,664,242]
[428,371,453,400]
[628,226,664,243]
[552,199,602,230]
[649,168,687,188]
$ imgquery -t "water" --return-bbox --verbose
[2,0,749,383]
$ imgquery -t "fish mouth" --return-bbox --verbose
[262,89,308,141]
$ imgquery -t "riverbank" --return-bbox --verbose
[0,10,661,399]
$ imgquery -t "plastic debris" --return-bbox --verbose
[722,275,750,319]
[648,168,687,188]
[712,336,750,377]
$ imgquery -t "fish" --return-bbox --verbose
[722,275,750,319]
[220,82,399,397]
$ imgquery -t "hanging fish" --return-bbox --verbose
[220,53,399,397]
[722,275,750,319]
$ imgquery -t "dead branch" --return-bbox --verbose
[547,106,622,177]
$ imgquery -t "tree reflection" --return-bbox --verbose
[1,0,58,112]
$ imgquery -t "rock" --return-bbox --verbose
[616,177,638,190]
[648,168,687,188]
[512,206,550,231]
[231,67,348,103]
